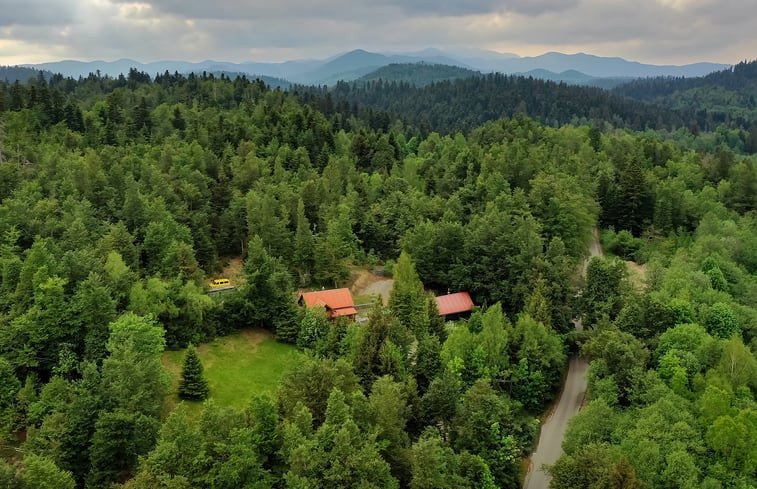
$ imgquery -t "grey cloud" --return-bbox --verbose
[110,0,579,21]
[688,0,757,26]
[0,0,75,26]
[498,0,757,57]
[1,0,755,65]
[392,0,580,16]
[108,0,387,21]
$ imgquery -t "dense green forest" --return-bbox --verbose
[614,59,757,146]
[297,74,691,134]
[297,65,757,153]
[615,60,757,108]
[0,70,755,488]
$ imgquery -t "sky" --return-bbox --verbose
[0,0,755,66]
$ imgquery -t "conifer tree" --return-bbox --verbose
[426,293,447,341]
[293,198,315,285]
[178,345,209,401]
[389,251,428,336]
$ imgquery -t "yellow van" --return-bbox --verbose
[209,278,231,288]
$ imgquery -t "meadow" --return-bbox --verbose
[161,329,302,417]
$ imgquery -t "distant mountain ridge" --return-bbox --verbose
[513,69,632,89]
[494,52,726,78]
[19,49,729,86]
[298,49,469,85]
[357,63,633,90]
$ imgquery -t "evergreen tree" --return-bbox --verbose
[615,159,650,235]
[240,236,299,343]
[87,410,160,488]
[178,345,209,401]
[353,304,411,388]
[426,293,447,341]
[523,277,553,328]
[389,251,428,337]
[0,356,20,436]
[293,198,315,286]
[413,334,442,394]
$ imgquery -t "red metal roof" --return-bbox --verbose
[331,307,358,317]
[300,288,355,310]
[435,292,474,316]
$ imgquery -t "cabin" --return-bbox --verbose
[435,291,474,319]
[299,288,357,321]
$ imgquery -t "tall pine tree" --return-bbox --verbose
[178,345,209,401]
[389,251,429,337]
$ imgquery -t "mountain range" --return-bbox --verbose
[18,48,730,86]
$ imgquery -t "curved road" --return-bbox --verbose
[523,229,602,489]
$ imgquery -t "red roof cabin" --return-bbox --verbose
[435,292,474,319]
[299,288,357,321]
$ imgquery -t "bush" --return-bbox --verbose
[608,230,641,260]
[383,259,395,277]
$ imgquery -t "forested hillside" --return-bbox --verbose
[298,70,757,154]
[0,66,50,83]
[614,59,757,146]
[298,74,693,135]
[615,59,757,102]
[358,63,481,87]
[0,71,754,489]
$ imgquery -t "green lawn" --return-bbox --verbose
[162,329,302,418]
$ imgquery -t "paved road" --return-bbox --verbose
[523,229,602,489]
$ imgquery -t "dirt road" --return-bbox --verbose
[523,229,601,489]
[360,278,393,304]
[581,227,604,276]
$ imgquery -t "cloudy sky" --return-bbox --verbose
[0,0,755,65]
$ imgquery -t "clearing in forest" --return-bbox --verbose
[350,268,393,305]
[207,256,245,286]
[161,328,302,417]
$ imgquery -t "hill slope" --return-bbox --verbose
[0,66,52,82]
[291,49,471,85]
[358,63,481,87]
[305,73,692,134]
[615,59,757,127]
[515,69,631,89]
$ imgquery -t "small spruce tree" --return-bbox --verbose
[178,344,209,400]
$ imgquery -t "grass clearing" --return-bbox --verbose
[162,328,302,418]
[353,293,380,305]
